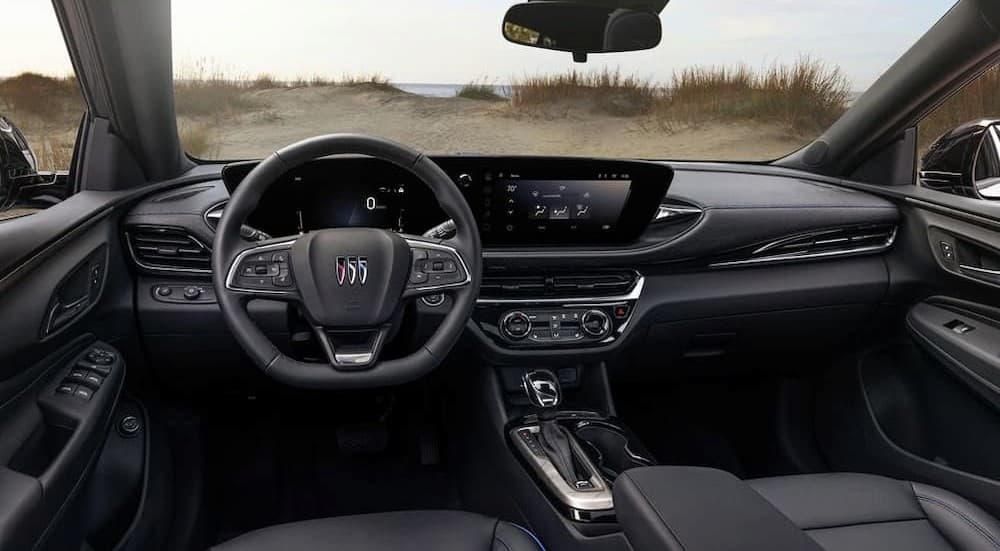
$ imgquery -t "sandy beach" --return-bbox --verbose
[182,85,807,161]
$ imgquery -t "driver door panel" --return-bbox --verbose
[0,210,135,550]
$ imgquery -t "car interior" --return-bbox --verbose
[3,0,1000,550]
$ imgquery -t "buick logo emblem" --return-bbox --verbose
[336,256,368,286]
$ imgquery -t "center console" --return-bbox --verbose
[507,370,655,522]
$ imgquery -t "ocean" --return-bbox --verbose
[395,83,511,98]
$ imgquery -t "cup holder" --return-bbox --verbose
[572,420,655,481]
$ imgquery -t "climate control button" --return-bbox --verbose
[581,309,611,338]
[500,311,531,340]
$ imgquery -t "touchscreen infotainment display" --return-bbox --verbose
[497,178,631,231]
[223,156,672,245]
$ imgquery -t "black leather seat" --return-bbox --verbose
[749,473,1000,551]
[614,468,1000,551]
[210,510,544,551]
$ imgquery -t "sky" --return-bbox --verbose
[1,0,956,91]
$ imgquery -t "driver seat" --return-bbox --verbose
[210,510,545,551]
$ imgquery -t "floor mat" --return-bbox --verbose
[203,391,461,544]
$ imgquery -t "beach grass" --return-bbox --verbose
[456,80,506,101]
[5,56,1000,166]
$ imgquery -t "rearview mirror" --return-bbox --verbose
[503,2,662,62]
[920,119,1000,200]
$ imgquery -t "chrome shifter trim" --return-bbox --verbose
[509,425,614,514]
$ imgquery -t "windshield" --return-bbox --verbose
[171,0,952,161]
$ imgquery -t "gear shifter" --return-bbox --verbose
[522,370,588,486]
[523,369,562,411]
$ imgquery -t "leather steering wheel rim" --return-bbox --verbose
[211,134,481,389]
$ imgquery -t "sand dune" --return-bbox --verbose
[186,85,806,161]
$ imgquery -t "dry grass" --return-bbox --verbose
[505,58,850,135]
[918,64,1000,152]
[455,80,506,101]
[178,122,216,159]
[0,72,83,119]
[511,68,658,117]
[0,72,83,171]
[173,63,267,118]
[658,57,850,136]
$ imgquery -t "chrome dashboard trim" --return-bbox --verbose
[709,228,897,268]
[203,200,227,229]
[959,265,1000,276]
[905,197,1000,232]
[476,275,644,305]
[654,204,703,221]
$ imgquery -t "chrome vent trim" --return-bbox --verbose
[204,201,227,229]
[654,202,703,222]
[126,225,212,274]
[710,224,897,268]
[479,271,638,300]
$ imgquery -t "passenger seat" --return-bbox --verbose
[614,467,1000,551]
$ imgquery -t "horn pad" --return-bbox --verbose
[290,228,411,327]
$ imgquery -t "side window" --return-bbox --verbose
[918,65,1000,199]
[919,65,1000,153]
[0,2,85,221]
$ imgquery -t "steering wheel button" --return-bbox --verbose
[254,265,268,275]
[242,266,255,276]
[272,251,289,263]
[431,260,444,271]
[274,274,293,287]
[410,271,429,284]
[240,276,274,289]
[412,248,429,260]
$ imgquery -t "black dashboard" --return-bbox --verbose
[124,156,902,376]
[221,157,672,246]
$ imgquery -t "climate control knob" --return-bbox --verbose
[581,309,611,338]
[500,311,531,340]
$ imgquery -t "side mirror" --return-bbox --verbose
[502,2,663,62]
[0,115,38,177]
[920,119,1000,199]
[0,115,42,211]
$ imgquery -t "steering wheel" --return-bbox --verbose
[211,134,481,389]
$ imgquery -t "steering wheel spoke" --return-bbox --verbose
[224,237,301,301]
[403,237,472,298]
[314,325,391,369]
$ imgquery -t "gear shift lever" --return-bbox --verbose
[522,370,587,486]
[523,370,561,411]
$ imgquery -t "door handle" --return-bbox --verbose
[44,296,91,334]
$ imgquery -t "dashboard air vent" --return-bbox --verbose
[126,226,211,273]
[711,224,897,268]
[480,272,637,299]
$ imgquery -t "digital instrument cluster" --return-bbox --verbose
[222,157,672,246]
